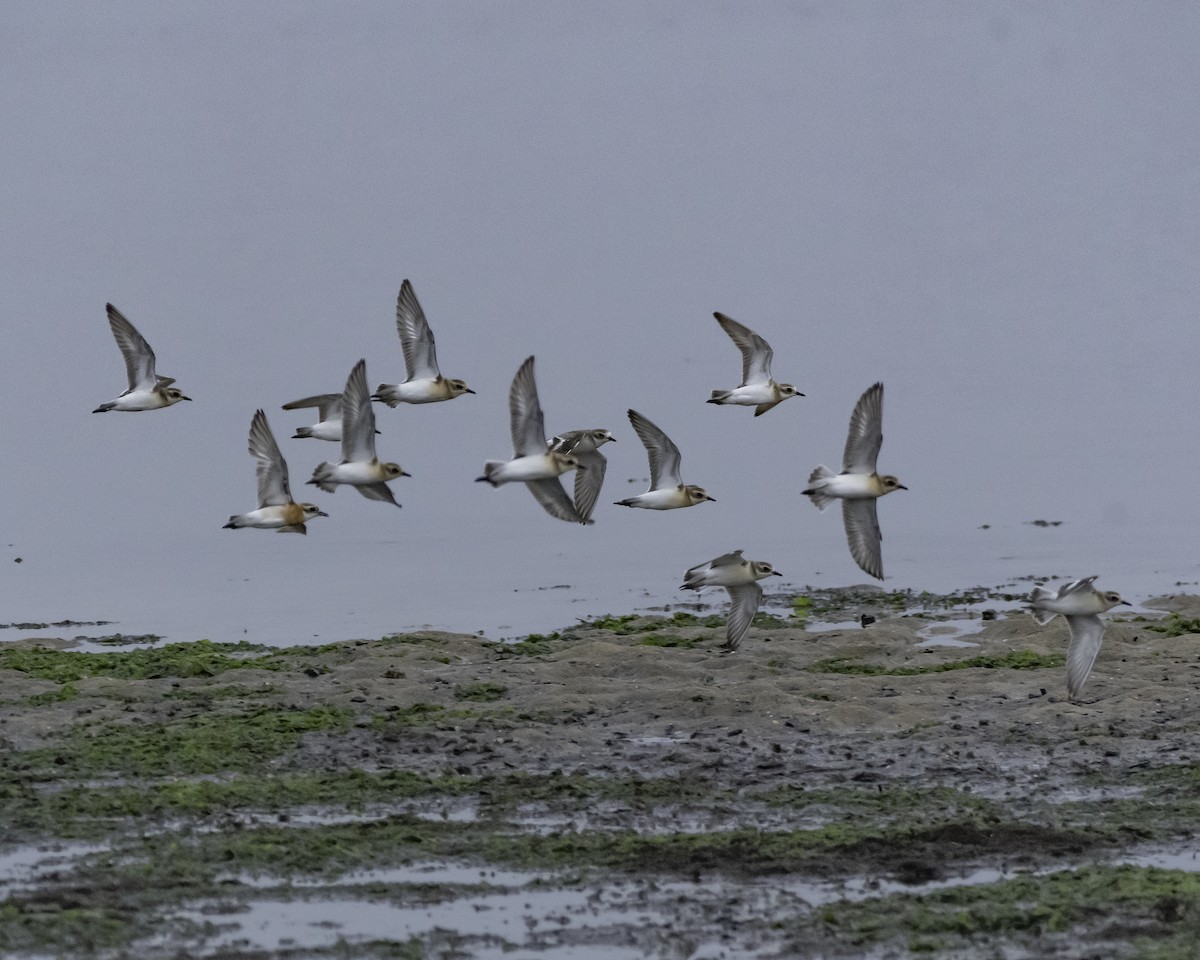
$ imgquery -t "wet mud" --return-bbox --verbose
[2,596,1200,958]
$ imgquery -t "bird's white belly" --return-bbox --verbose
[821,473,880,499]
[504,455,565,482]
[308,420,342,441]
[632,488,688,509]
[242,506,290,528]
[330,461,381,485]
[112,389,166,411]
[392,379,445,403]
[724,384,774,404]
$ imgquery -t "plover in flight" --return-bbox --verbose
[308,359,408,507]
[549,428,616,524]
[1029,576,1129,701]
[707,312,802,416]
[93,303,191,412]
[282,393,353,442]
[373,279,474,406]
[476,356,586,523]
[224,410,328,534]
[681,550,782,651]
[615,409,714,510]
[803,382,905,580]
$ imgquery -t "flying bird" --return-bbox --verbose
[93,304,191,412]
[224,410,328,534]
[681,549,782,651]
[615,409,714,510]
[476,356,586,523]
[548,428,616,524]
[707,312,802,416]
[282,393,355,442]
[373,279,475,406]
[1029,576,1130,701]
[308,359,409,507]
[802,382,906,580]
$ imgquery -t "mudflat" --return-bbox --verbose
[2,594,1199,958]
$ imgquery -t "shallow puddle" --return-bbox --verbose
[0,841,107,893]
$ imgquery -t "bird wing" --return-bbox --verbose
[549,430,583,455]
[248,409,292,506]
[841,498,884,580]
[395,279,440,380]
[1064,614,1105,700]
[1057,576,1099,600]
[106,303,158,391]
[508,356,547,457]
[354,482,401,508]
[843,382,885,474]
[282,393,342,421]
[724,582,763,650]
[340,359,378,462]
[708,549,746,569]
[1030,607,1058,627]
[682,549,744,589]
[715,312,773,386]
[526,477,586,523]
[627,409,682,488]
[571,450,607,523]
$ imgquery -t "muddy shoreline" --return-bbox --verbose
[2,595,1200,958]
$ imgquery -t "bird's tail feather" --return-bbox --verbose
[308,463,338,493]
[802,465,836,511]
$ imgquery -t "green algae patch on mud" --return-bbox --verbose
[808,648,1063,676]
[0,899,152,957]
[1145,613,1200,637]
[77,814,1109,885]
[0,639,285,683]
[455,816,1105,879]
[0,770,466,840]
[799,866,1200,957]
[453,681,508,702]
[12,705,354,780]
[483,634,568,657]
[0,770,727,844]
[24,682,79,706]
